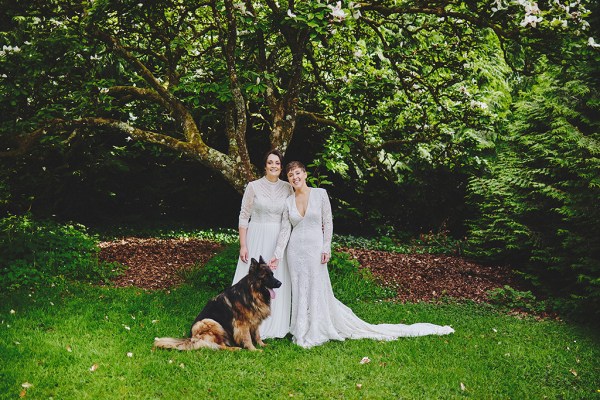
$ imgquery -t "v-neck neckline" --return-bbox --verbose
[294,188,312,218]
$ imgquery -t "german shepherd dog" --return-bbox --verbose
[154,256,281,351]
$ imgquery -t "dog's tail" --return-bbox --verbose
[153,336,222,351]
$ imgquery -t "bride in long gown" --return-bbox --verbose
[270,161,454,348]
[231,150,293,339]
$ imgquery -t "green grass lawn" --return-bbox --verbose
[1,283,598,399]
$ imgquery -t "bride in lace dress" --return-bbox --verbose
[270,161,454,348]
[232,150,293,339]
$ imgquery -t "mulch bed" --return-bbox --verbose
[99,237,525,304]
[99,238,223,290]
[342,248,523,303]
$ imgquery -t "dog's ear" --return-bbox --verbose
[258,256,266,265]
[248,258,260,274]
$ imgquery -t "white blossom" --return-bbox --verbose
[287,9,297,18]
[328,1,346,22]
[491,0,507,14]
[524,2,540,14]
[588,37,600,48]
[521,14,543,27]
[470,100,489,110]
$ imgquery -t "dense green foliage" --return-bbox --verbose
[1,0,594,235]
[332,232,463,255]
[0,214,122,289]
[486,285,547,315]
[180,243,239,289]
[466,61,600,317]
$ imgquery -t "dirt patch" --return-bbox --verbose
[99,238,524,304]
[342,248,523,303]
[99,237,223,290]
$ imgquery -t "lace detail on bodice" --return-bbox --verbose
[273,188,332,260]
[238,177,293,228]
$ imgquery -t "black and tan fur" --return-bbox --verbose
[154,256,281,351]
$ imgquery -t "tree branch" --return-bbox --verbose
[297,111,345,131]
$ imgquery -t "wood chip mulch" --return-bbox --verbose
[99,238,526,305]
[342,248,524,304]
[98,238,223,290]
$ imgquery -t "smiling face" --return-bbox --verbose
[264,153,282,180]
[287,167,307,190]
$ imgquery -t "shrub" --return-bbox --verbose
[466,65,600,319]
[182,244,239,289]
[332,230,463,255]
[0,214,122,289]
[328,251,395,303]
[487,285,546,314]
[183,245,394,303]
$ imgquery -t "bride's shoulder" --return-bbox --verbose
[248,178,262,186]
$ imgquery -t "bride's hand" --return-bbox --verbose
[321,253,330,264]
[269,258,279,270]
[239,245,248,263]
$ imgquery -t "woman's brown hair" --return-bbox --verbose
[263,149,284,169]
[285,161,306,174]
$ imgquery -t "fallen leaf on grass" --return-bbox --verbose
[356,384,363,390]
[89,364,98,372]
[66,346,72,352]
[460,382,466,391]
[19,389,26,398]
[21,383,33,388]
[570,369,578,376]
[359,357,371,364]
[127,352,133,358]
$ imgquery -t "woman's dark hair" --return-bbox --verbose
[263,149,284,168]
[285,161,306,174]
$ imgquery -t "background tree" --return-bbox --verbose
[466,53,600,316]
[1,0,592,197]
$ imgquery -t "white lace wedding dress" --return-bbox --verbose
[274,188,455,348]
[232,176,294,338]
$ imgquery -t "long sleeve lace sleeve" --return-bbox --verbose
[238,181,255,228]
[321,189,333,255]
[273,198,292,260]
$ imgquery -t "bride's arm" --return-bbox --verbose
[238,181,255,263]
[321,189,333,263]
[270,198,292,268]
